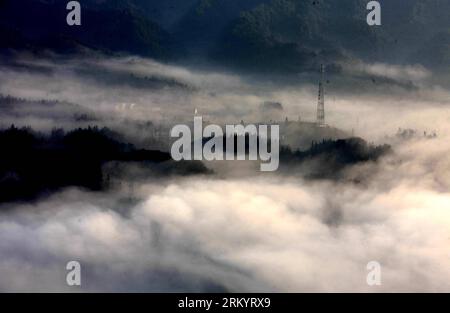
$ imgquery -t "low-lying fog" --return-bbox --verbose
[2,55,450,141]
[1,54,450,292]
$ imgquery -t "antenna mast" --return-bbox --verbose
[317,64,325,126]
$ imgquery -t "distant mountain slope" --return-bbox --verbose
[212,0,388,72]
[0,126,210,203]
[211,0,450,72]
[1,0,450,73]
[72,0,199,29]
[0,0,176,58]
[410,30,450,71]
[280,137,391,181]
[172,0,271,57]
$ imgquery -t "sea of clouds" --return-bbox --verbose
[0,134,450,292]
[1,55,450,292]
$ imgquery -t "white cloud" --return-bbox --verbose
[1,133,450,292]
[1,55,450,292]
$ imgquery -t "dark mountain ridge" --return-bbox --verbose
[1,0,449,73]
[0,125,210,204]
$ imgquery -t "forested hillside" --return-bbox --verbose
[1,0,449,73]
